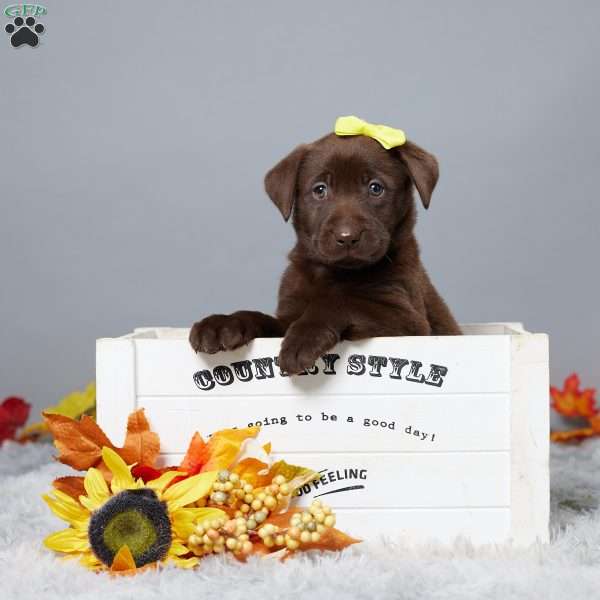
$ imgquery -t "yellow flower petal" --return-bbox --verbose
[171,507,227,539]
[162,471,217,511]
[18,421,48,440]
[82,467,109,510]
[169,556,199,569]
[42,492,89,528]
[44,528,89,553]
[45,382,96,419]
[102,447,136,493]
[168,540,189,556]
[79,553,103,570]
[20,382,96,440]
[203,427,260,472]
[146,470,187,494]
[78,495,99,512]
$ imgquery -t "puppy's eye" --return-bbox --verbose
[312,183,328,200]
[368,181,385,197]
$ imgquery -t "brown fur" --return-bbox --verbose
[190,132,461,374]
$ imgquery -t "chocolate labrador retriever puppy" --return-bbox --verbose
[190,127,460,374]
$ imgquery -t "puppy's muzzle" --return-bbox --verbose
[335,228,364,248]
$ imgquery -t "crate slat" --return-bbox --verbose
[139,393,510,453]
[159,451,510,509]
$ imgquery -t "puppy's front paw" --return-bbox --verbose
[190,314,256,354]
[278,322,339,375]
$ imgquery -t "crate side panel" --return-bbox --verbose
[96,339,137,446]
[509,333,550,545]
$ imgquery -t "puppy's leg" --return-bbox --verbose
[278,296,430,374]
[190,311,285,354]
[279,319,340,376]
[423,281,462,335]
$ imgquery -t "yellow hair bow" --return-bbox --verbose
[334,115,406,150]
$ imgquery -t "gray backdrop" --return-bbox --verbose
[1,1,598,419]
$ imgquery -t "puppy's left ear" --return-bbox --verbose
[396,141,439,209]
[264,144,308,221]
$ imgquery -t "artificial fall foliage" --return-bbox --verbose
[44,409,159,472]
[0,396,31,444]
[551,373,599,443]
[20,382,96,442]
[42,409,359,573]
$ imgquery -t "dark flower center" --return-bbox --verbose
[88,488,172,568]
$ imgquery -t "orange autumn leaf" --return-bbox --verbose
[296,527,361,552]
[179,427,260,475]
[260,509,360,555]
[179,432,210,473]
[246,541,271,557]
[233,457,271,488]
[52,476,85,500]
[551,373,597,418]
[110,545,136,572]
[119,410,160,466]
[44,409,159,472]
[44,413,114,470]
[589,414,600,433]
[263,508,303,529]
[108,545,157,576]
[550,428,595,443]
[234,459,318,495]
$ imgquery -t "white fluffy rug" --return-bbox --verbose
[2,440,600,600]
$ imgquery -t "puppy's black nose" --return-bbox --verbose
[335,230,362,247]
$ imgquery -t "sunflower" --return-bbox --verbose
[43,447,225,571]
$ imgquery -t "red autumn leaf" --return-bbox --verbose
[0,396,30,443]
[131,464,163,482]
[551,373,597,418]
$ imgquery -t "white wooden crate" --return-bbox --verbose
[96,322,549,546]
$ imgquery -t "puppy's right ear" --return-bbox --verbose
[264,144,308,221]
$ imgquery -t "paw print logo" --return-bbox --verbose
[5,16,45,48]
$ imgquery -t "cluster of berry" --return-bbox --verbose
[187,516,234,555]
[187,469,337,557]
[258,499,335,550]
[210,469,292,520]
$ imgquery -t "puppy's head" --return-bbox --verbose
[265,131,438,269]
